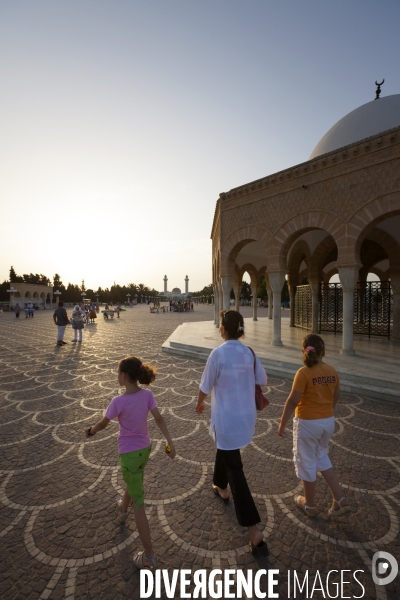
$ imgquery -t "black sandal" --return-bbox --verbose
[250,540,269,556]
[212,485,230,504]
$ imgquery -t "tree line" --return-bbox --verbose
[0,267,159,304]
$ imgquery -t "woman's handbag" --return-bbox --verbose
[248,347,269,411]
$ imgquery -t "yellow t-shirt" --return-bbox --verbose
[292,363,340,420]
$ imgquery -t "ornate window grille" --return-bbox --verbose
[293,282,392,339]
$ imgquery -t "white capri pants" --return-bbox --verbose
[293,416,335,482]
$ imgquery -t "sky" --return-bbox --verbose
[1,1,399,293]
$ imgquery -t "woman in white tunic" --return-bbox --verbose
[196,310,268,554]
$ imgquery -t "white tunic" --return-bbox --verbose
[199,340,268,450]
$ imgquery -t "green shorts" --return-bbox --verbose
[119,445,151,508]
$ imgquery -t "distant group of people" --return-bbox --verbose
[12,302,34,318]
[169,300,193,312]
[104,303,123,318]
[53,301,98,345]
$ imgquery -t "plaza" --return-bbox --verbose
[0,305,399,599]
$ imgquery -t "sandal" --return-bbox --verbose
[328,497,350,517]
[116,498,128,523]
[133,550,158,571]
[294,494,316,517]
[212,484,229,503]
[250,540,269,556]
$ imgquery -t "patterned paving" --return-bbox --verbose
[0,305,399,599]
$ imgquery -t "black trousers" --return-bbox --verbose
[213,448,260,527]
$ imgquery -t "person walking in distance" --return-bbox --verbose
[71,305,86,343]
[53,301,69,346]
[278,334,350,518]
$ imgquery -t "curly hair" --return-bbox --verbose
[302,334,325,368]
[118,356,157,385]
[219,310,245,340]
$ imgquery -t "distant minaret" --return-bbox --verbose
[185,275,189,296]
[164,275,168,295]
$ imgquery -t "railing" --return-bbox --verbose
[293,285,312,330]
[294,282,393,339]
[319,283,343,334]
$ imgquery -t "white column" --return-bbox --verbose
[234,282,241,312]
[218,282,223,316]
[269,272,286,346]
[289,284,295,327]
[163,275,168,295]
[221,276,233,311]
[251,284,258,321]
[338,267,359,355]
[309,280,320,334]
[185,275,189,295]
[289,283,295,327]
[391,276,400,343]
[213,284,219,326]
[267,284,273,319]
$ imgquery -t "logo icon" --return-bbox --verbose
[372,552,398,586]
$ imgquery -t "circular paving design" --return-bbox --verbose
[0,305,399,599]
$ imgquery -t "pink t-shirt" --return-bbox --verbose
[105,389,157,454]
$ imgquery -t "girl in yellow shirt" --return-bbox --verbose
[278,334,350,518]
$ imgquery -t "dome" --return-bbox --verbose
[310,94,400,159]
[171,287,181,294]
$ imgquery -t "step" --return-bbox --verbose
[162,340,400,404]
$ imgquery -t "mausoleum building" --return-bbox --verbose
[211,92,400,355]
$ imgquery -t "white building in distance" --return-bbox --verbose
[162,275,190,299]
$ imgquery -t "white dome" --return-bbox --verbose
[310,94,400,159]
[171,287,181,294]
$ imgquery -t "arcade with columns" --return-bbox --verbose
[211,93,400,355]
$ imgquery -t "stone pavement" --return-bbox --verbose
[0,305,399,600]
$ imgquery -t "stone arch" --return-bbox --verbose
[287,240,312,286]
[323,267,338,283]
[40,292,46,299]
[267,211,344,272]
[237,263,264,288]
[309,235,338,282]
[327,270,339,283]
[25,291,31,298]
[299,268,308,283]
[343,191,400,265]
[359,239,388,281]
[368,267,387,281]
[220,226,271,278]
[33,292,39,298]
[362,228,400,275]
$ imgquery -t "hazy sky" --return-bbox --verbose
[1,1,399,292]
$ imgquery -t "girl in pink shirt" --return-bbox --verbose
[85,356,176,571]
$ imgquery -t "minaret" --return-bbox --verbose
[185,275,189,296]
[164,275,168,295]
